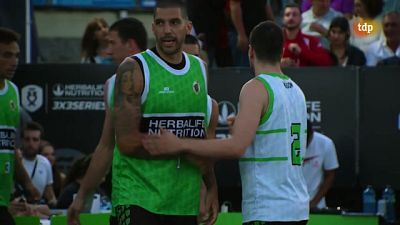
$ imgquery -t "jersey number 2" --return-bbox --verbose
[291,123,302,165]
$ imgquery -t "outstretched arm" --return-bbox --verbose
[143,79,267,159]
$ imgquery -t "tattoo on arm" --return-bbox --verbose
[114,59,143,153]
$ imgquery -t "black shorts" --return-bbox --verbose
[243,220,308,225]
[0,206,15,225]
[115,205,197,225]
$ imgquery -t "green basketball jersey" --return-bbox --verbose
[110,50,209,215]
[0,80,20,206]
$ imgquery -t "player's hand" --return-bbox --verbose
[143,128,182,155]
[67,196,85,225]
[199,185,219,225]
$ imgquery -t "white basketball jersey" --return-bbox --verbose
[240,73,309,222]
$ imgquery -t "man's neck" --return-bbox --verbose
[23,153,37,161]
[254,61,283,77]
[155,45,183,64]
[285,28,300,40]
[312,8,329,18]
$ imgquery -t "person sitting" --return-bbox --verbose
[349,0,385,54]
[328,16,366,66]
[281,3,333,67]
[57,155,105,209]
[39,140,66,198]
[366,11,400,66]
[301,0,342,47]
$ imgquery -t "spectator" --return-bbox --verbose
[301,0,342,47]
[349,0,385,54]
[21,121,57,207]
[186,0,233,67]
[80,18,113,64]
[57,155,101,209]
[281,3,333,67]
[40,140,66,198]
[366,11,400,66]
[328,16,366,66]
[301,0,354,19]
[183,34,210,65]
[229,0,273,66]
[106,17,147,65]
[303,121,339,209]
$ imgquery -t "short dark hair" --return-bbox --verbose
[154,0,188,19]
[22,121,44,138]
[0,27,20,44]
[184,34,199,45]
[329,16,350,40]
[360,0,384,18]
[284,3,301,13]
[249,21,283,63]
[110,17,148,51]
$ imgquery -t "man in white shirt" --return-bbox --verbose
[366,11,400,66]
[21,121,57,207]
[301,0,342,47]
[303,121,339,209]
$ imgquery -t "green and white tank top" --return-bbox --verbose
[108,50,210,215]
[239,73,309,222]
[0,80,20,206]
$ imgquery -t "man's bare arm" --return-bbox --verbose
[43,185,57,207]
[114,58,143,155]
[143,79,267,159]
[14,156,40,202]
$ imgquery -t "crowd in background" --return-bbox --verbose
[81,0,400,68]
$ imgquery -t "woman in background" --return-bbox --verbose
[328,16,366,66]
[40,141,66,198]
[80,17,113,64]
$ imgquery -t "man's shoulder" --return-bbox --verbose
[37,154,52,167]
[313,132,334,146]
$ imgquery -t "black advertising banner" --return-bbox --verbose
[13,64,117,153]
[359,66,400,189]
[12,64,400,190]
[286,67,358,187]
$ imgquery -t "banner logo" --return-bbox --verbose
[21,85,43,113]
[218,101,237,125]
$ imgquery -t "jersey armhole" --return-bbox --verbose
[255,76,274,126]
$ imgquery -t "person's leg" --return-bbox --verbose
[164,215,197,225]
[0,206,16,225]
[116,205,161,225]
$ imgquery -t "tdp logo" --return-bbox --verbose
[358,22,373,33]
[353,18,380,37]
